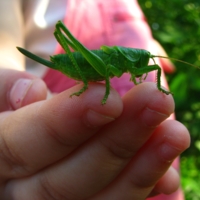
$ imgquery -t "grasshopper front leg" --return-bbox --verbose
[130,65,171,95]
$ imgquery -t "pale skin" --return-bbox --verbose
[0,71,190,199]
[0,0,190,199]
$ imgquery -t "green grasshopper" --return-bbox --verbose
[17,20,195,104]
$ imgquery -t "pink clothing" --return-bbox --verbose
[43,1,183,199]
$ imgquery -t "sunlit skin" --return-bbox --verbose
[0,68,190,199]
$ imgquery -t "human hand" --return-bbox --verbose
[0,69,189,200]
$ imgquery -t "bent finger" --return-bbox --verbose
[0,83,122,182]
[151,166,180,196]
[92,120,190,200]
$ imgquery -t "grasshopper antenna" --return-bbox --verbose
[152,55,199,69]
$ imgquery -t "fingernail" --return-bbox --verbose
[84,109,115,127]
[10,78,33,109]
[141,107,169,127]
[159,143,181,162]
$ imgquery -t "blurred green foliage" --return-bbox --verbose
[138,1,200,199]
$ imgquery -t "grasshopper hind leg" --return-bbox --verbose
[54,22,89,98]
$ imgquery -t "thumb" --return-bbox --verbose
[0,68,47,111]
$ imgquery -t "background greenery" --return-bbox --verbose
[138,1,200,199]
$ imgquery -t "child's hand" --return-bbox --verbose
[0,69,190,199]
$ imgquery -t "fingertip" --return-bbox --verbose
[159,120,191,152]
[10,78,47,109]
[122,82,175,121]
[83,85,123,127]
[154,167,180,195]
[66,83,123,118]
[84,83,123,119]
[39,83,123,133]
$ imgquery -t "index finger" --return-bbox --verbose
[0,83,123,181]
